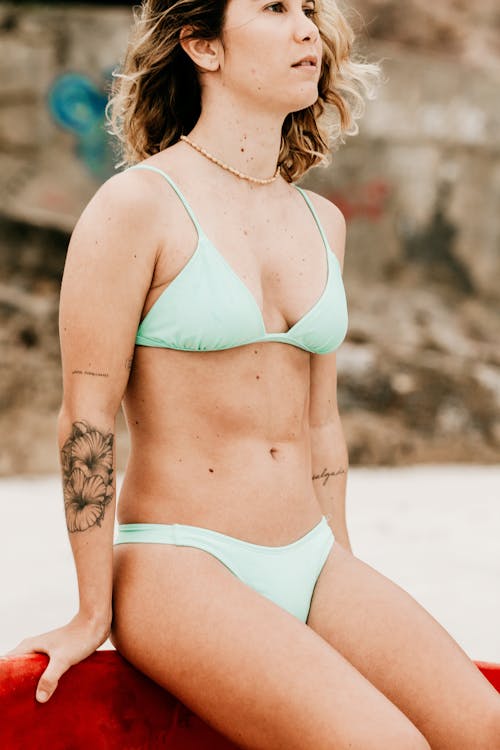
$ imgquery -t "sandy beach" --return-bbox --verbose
[1,464,499,662]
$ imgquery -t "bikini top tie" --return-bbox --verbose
[128,164,348,354]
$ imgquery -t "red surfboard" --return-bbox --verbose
[1,651,499,749]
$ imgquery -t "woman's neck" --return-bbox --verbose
[185,94,285,181]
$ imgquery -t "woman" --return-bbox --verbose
[7,1,500,748]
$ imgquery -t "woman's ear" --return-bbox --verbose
[179,26,221,72]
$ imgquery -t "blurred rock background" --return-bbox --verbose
[1,0,499,474]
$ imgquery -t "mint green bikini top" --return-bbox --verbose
[129,164,348,354]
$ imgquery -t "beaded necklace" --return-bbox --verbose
[180,134,281,185]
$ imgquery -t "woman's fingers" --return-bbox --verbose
[4,637,40,656]
[4,620,104,703]
[3,637,67,703]
[36,655,66,702]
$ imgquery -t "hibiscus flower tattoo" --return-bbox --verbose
[61,420,114,533]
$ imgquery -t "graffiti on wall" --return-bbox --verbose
[46,68,116,181]
[326,180,391,222]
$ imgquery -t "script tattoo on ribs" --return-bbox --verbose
[61,420,114,533]
[312,466,346,487]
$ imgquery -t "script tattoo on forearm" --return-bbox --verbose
[312,466,346,487]
[71,369,109,377]
[61,420,114,533]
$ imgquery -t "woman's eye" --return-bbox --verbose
[266,3,316,17]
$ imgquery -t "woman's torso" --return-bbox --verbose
[117,144,343,544]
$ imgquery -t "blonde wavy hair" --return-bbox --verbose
[105,0,383,183]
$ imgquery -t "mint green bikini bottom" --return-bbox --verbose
[114,515,335,623]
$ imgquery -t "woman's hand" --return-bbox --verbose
[4,611,111,703]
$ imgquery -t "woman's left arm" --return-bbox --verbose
[309,353,352,553]
[306,190,352,553]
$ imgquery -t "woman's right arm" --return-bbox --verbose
[5,168,161,701]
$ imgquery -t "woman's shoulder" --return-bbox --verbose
[86,158,166,219]
[296,186,347,266]
[108,147,193,218]
[68,161,165,271]
[76,149,186,242]
[297,186,345,227]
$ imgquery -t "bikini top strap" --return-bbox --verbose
[127,164,203,235]
[293,184,330,255]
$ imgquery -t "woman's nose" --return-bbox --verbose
[293,16,319,44]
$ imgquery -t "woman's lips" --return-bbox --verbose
[292,62,318,71]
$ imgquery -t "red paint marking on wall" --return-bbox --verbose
[325,179,391,221]
[39,190,75,212]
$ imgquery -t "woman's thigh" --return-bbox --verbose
[111,543,430,750]
[307,542,500,750]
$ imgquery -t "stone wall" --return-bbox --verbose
[0,2,499,474]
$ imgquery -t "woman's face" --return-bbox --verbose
[219,0,323,115]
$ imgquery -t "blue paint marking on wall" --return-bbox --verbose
[46,68,116,180]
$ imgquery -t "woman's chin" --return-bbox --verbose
[251,87,318,117]
[287,91,319,114]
